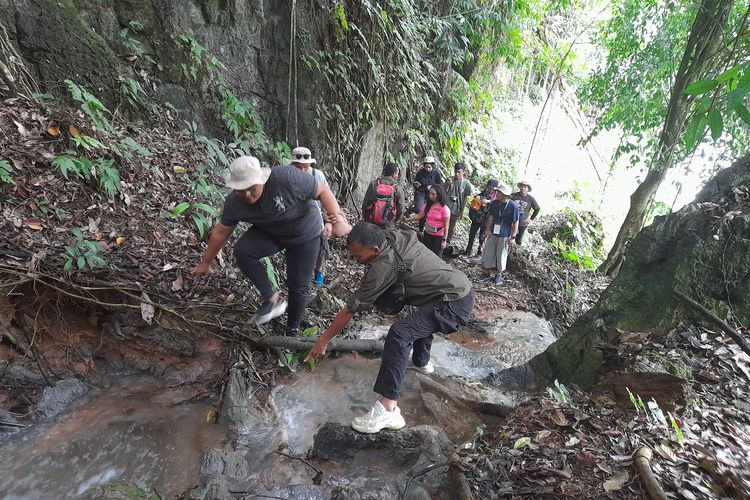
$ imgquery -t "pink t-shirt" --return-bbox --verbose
[425,203,450,236]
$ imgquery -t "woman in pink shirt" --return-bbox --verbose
[407,184,451,257]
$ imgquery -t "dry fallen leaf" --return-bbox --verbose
[22,218,44,230]
[603,470,629,492]
[69,125,80,137]
[172,275,184,291]
[576,452,598,467]
[140,292,155,324]
[654,443,677,463]
[535,430,552,442]
[514,437,531,449]
[551,409,570,426]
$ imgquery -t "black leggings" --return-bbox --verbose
[234,227,321,330]
[422,233,444,258]
[465,220,487,255]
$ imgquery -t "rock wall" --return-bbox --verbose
[498,154,750,388]
[0,1,412,207]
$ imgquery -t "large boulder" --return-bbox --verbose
[498,154,750,388]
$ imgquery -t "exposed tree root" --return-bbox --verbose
[674,290,750,357]
[634,447,667,500]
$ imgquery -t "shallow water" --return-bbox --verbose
[0,310,554,497]
[0,379,226,499]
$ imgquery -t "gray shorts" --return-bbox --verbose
[481,235,510,271]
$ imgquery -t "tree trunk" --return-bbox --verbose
[599,0,734,277]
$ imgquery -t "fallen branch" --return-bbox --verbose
[417,374,514,418]
[521,466,573,480]
[674,290,750,358]
[255,336,384,353]
[634,447,667,500]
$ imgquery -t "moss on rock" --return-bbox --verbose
[497,155,750,389]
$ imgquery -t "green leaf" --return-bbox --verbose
[708,109,723,140]
[300,326,318,338]
[172,202,190,216]
[727,87,749,111]
[735,103,750,124]
[715,66,740,83]
[191,212,207,238]
[191,203,219,217]
[77,256,86,270]
[306,356,316,372]
[63,260,73,272]
[683,79,718,95]
[683,113,706,151]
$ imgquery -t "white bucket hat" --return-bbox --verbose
[292,146,317,165]
[225,156,271,190]
[517,180,532,192]
[422,156,436,164]
[494,183,512,196]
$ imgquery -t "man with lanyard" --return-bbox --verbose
[511,180,540,245]
[480,184,519,285]
[305,222,474,433]
[444,162,473,245]
[361,163,405,226]
[290,146,330,287]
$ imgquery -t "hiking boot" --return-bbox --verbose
[314,271,324,287]
[351,401,406,434]
[495,275,504,285]
[411,360,435,374]
[252,297,287,325]
[478,273,494,282]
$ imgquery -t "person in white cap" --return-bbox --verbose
[291,146,329,287]
[412,156,443,233]
[480,184,519,285]
[191,156,351,336]
[511,180,540,245]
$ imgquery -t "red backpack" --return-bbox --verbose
[366,179,397,226]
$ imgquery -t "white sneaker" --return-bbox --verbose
[252,298,287,325]
[412,360,435,374]
[351,401,406,433]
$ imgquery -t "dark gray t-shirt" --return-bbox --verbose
[220,165,322,245]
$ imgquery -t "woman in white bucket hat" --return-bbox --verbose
[191,156,351,336]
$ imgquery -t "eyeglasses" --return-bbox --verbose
[295,154,311,160]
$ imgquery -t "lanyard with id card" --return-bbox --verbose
[492,201,510,235]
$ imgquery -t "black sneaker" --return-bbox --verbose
[285,328,299,337]
[495,275,504,285]
[478,273,493,282]
[252,297,287,325]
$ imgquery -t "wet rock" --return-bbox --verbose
[189,475,234,500]
[0,409,19,426]
[200,448,249,479]
[311,423,452,464]
[35,378,88,421]
[220,368,265,435]
[260,485,332,499]
[81,480,158,499]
